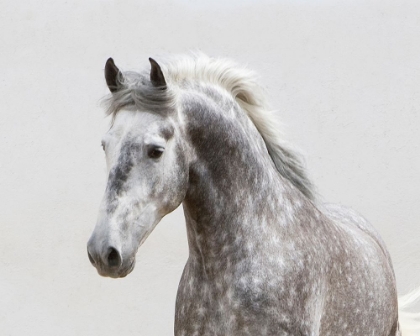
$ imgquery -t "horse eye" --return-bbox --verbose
[148,146,164,159]
[101,142,106,151]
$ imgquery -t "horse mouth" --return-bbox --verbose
[118,260,136,278]
[96,259,136,279]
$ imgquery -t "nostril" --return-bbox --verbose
[106,247,121,268]
[88,250,95,265]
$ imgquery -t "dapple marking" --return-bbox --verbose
[87,53,420,335]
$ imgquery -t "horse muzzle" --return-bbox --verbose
[87,241,136,278]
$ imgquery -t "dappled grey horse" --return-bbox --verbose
[87,53,419,335]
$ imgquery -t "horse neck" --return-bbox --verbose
[180,86,311,273]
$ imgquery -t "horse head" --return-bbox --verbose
[87,58,189,278]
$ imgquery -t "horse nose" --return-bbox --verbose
[106,247,122,268]
[87,243,122,269]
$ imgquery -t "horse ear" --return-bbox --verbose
[105,58,121,93]
[149,58,166,88]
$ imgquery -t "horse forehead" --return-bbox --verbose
[109,110,166,140]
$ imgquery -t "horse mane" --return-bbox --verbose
[105,52,316,201]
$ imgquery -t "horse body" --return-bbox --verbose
[87,54,415,335]
[175,83,398,335]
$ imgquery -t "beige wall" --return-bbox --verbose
[1,0,419,334]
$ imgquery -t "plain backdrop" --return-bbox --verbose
[1,0,419,335]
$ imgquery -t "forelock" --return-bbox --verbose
[103,70,176,120]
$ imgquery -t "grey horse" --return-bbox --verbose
[87,53,419,335]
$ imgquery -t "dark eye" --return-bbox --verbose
[148,146,164,159]
[101,141,106,151]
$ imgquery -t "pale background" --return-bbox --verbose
[1,0,419,335]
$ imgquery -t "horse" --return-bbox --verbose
[87,53,420,335]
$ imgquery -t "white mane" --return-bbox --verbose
[160,53,316,200]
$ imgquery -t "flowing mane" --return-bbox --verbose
[105,53,316,200]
